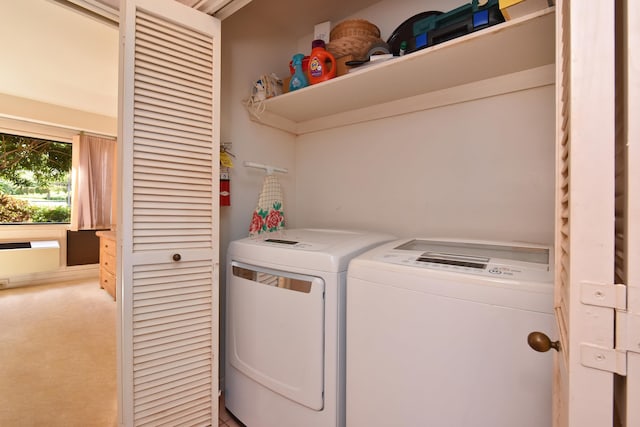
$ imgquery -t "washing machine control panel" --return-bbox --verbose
[261,238,317,250]
[374,239,552,282]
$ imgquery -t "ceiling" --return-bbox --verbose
[58,0,260,25]
[0,0,118,118]
[94,0,237,13]
[63,0,382,40]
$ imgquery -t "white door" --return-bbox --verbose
[622,0,640,424]
[118,0,221,425]
[553,1,615,426]
[553,1,640,426]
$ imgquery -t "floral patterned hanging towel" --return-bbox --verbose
[249,174,285,236]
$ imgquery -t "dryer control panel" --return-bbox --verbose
[373,239,552,282]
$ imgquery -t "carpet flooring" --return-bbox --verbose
[0,279,117,427]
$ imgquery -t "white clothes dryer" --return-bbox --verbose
[346,238,555,427]
[225,228,393,427]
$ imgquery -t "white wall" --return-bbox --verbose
[294,85,555,244]
[220,10,298,246]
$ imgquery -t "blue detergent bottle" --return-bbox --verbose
[289,53,308,92]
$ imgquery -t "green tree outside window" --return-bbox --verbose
[0,133,72,223]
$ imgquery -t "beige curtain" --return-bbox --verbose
[70,134,116,230]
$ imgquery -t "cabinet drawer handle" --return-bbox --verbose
[172,253,181,262]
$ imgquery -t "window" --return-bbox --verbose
[0,132,72,224]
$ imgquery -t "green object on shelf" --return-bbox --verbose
[412,0,500,36]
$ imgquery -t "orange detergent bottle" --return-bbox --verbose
[308,39,336,84]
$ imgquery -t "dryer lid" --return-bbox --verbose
[228,228,395,272]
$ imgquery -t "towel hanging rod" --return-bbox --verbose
[243,161,288,174]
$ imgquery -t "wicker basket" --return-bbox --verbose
[330,19,380,40]
[326,36,380,59]
[326,19,384,60]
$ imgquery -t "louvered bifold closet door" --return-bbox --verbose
[622,0,640,423]
[119,1,221,426]
[553,1,616,426]
[554,0,570,379]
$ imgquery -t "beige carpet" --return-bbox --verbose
[0,279,117,427]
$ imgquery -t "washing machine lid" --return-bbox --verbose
[366,238,553,283]
[228,228,395,272]
[348,238,554,313]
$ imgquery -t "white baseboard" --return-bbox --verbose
[1,265,99,289]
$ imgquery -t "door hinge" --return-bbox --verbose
[580,282,626,310]
[580,343,627,375]
[579,282,640,375]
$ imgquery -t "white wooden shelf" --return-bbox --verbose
[247,7,555,135]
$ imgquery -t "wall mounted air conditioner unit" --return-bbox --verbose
[0,241,60,278]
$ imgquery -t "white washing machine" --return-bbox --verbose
[225,228,394,427]
[346,238,555,427]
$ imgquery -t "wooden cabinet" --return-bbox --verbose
[96,230,116,300]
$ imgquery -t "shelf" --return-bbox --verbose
[247,7,555,135]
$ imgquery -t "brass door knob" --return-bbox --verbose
[528,331,560,352]
[172,253,181,262]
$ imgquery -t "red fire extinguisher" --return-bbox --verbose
[220,144,233,206]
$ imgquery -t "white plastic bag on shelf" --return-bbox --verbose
[244,73,283,118]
